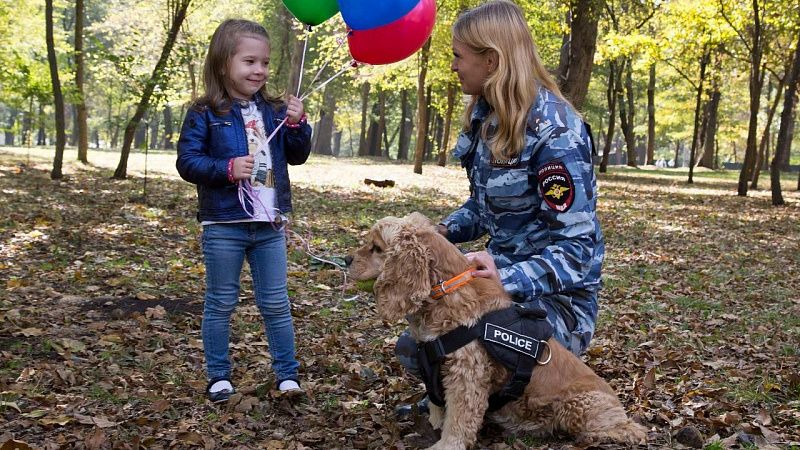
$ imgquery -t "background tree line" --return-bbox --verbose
[1,0,799,203]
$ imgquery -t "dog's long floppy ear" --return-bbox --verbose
[373,226,433,321]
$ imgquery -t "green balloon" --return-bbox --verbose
[282,0,339,26]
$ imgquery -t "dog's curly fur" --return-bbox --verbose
[349,212,646,450]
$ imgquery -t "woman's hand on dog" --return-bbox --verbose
[465,251,500,284]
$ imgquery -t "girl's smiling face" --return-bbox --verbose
[225,35,270,100]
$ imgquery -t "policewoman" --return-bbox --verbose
[395,1,604,401]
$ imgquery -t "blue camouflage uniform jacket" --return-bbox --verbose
[441,88,604,355]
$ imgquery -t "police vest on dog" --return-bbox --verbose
[417,305,553,412]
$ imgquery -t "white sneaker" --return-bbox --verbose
[278,379,301,392]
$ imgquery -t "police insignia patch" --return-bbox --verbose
[537,161,574,212]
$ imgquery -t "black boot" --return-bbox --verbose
[395,395,430,418]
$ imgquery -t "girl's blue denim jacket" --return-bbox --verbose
[176,94,312,222]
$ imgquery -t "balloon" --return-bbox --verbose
[282,0,339,26]
[347,0,436,65]
[337,0,419,30]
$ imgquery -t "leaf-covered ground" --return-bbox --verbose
[1,148,799,449]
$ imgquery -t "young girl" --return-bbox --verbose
[176,19,311,403]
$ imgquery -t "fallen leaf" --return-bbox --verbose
[21,410,47,419]
[0,439,33,450]
[145,305,167,319]
[756,408,772,426]
[18,328,42,337]
[0,402,20,412]
[151,399,171,413]
[643,367,656,390]
[74,413,117,428]
[39,415,73,426]
[85,428,107,450]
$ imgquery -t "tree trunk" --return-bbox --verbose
[333,130,342,157]
[365,101,381,156]
[752,78,784,189]
[358,82,370,156]
[68,104,77,146]
[556,0,600,111]
[688,48,710,183]
[286,25,304,96]
[772,30,800,204]
[413,39,432,174]
[162,106,174,149]
[674,140,681,167]
[737,0,763,196]
[600,61,617,173]
[114,0,192,179]
[616,59,635,167]
[699,88,721,169]
[378,90,388,158]
[4,109,17,145]
[313,84,336,155]
[187,60,197,100]
[75,0,88,163]
[423,84,434,160]
[646,63,655,165]
[274,7,294,82]
[624,63,636,166]
[134,113,147,149]
[433,113,444,162]
[438,83,457,166]
[398,89,411,160]
[46,0,66,179]
[37,103,46,146]
[149,112,160,149]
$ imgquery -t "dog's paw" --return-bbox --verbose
[428,403,444,430]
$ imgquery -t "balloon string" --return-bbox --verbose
[296,25,311,97]
[302,32,349,98]
[300,61,358,101]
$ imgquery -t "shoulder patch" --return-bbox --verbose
[537,161,574,212]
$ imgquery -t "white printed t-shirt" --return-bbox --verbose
[241,101,280,221]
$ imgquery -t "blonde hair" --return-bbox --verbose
[453,0,566,160]
[196,19,281,115]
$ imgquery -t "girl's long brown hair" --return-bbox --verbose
[195,19,282,115]
[453,1,568,161]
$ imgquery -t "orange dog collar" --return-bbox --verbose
[430,269,475,300]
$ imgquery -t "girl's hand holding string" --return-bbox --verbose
[285,95,305,125]
[230,155,255,182]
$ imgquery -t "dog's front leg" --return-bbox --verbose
[426,349,491,450]
[428,403,444,430]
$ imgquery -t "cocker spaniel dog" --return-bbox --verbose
[348,212,646,450]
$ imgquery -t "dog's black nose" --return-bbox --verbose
[344,255,353,267]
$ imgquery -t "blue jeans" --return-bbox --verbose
[201,222,299,383]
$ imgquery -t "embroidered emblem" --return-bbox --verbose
[537,161,574,212]
[484,323,541,358]
[490,155,521,167]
